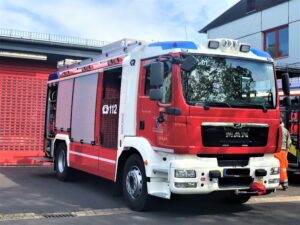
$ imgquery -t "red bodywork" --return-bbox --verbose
[55,71,117,181]
[137,53,280,155]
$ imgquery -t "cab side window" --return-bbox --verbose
[160,70,172,104]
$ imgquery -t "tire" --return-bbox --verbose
[55,142,73,181]
[122,154,151,211]
[221,191,251,205]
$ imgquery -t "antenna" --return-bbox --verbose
[184,23,188,41]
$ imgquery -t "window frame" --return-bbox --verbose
[264,25,289,59]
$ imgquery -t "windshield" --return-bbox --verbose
[181,55,276,109]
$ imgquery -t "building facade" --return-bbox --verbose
[200,0,300,67]
[0,28,104,165]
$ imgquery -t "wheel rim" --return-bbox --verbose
[58,150,66,173]
[126,165,143,199]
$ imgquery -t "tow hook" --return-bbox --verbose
[234,189,258,196]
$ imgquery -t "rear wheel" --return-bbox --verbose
[122,154,151,211]
[55,142,73,181]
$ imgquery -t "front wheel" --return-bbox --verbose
[122,154,151,211]
[55,142,73,181]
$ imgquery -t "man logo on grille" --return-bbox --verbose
[233,123,242,129]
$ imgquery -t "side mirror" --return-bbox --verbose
[282,73,290,96]
[149,89,162,101]
[283,96,291,107]
[181,55,198,72]
[150,62,164,87]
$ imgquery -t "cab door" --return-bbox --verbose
[137,60,175,148]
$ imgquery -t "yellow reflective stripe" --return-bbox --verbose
[289,144,298,157]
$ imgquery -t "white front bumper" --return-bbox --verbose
[168,154,280,194]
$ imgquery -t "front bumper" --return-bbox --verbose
[168,154,280,194]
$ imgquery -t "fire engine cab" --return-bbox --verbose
[45,38,286,211]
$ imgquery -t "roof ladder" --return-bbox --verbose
[58,39,146,73]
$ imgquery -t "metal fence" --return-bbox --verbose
[0,28,107,48]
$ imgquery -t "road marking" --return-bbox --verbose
[0,207,130,222]
[248,195,300,204]
[1,196,300,222]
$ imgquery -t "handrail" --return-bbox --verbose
[0,28,107,48]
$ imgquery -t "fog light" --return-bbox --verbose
[175,170,196,178]
[175,182,197,188]
[268,178,280,184]
[270,167,280,175]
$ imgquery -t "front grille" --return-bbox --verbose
[202,123,268,147]
[217,154,251,167]
[225,168,250,176]
[219,177,253,188]
[198,154,263,167]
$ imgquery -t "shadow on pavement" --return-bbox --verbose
[288,172,300,186]
[0,166,252,216]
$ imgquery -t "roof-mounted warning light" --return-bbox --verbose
[207,39,251,53]
[240,44,251,53]
[148,41,198,50]
[48,72,59,81]
[208,40,219,49]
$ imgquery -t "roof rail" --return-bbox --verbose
[0,28,107,48]
[58,39,147,73]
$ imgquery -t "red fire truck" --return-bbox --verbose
[45,39,288,211]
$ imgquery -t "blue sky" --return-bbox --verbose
[0,0,239,44]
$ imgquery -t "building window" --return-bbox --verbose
[264,26,288,58]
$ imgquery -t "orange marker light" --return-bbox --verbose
[144,160,148,166]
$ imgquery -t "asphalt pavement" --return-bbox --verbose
[0,166,299,225]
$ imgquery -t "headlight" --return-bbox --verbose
[175,170,196,178]
[270,167,280,175]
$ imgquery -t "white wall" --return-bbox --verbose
[206,0,300,66]
[261,2,288,31]
[207,12,261,40]
[281,21,300,67]
[238,33,262,50]
[289,0,300,22]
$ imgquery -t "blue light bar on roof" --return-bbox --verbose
[251,49,272,59]
[148,41,198,50]
[48,72,59,81]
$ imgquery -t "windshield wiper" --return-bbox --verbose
[200,101,232,110]
[231,102,268,112]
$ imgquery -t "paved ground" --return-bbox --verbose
[0,166,300,225]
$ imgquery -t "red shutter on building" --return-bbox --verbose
[0,57,55,165]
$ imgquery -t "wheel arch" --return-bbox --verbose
[53,134,71,167]
[114,137,155,196]
[114,147,143,196]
